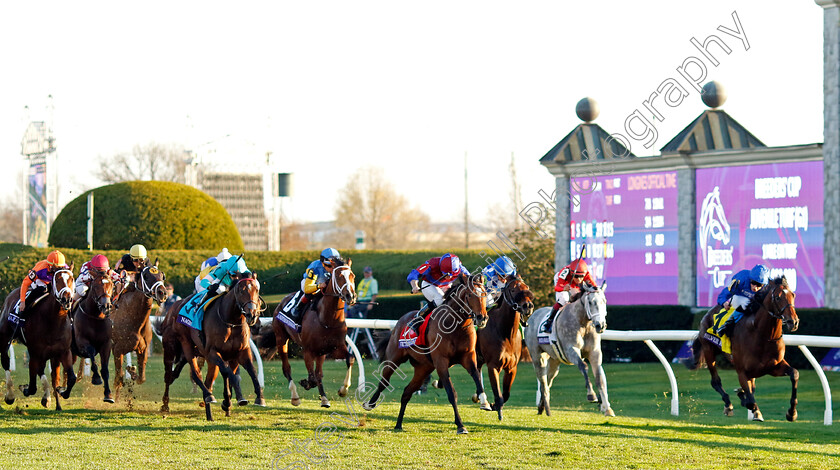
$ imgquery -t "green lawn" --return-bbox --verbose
[0,357,838,469]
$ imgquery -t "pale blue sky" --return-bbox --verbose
[0,1,825,224]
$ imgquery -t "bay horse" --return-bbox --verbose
[363,273,489,434]
[267,258,357,408]
[72,270,116,402]
[686,276,799,422]
[111,263,167,399]
[160,273,263,420]
[474,276,535,421]
[523,282,614,417]
[0,266,77,410]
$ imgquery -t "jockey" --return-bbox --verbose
[714,264,769,336]
[541,258,596,334]
[199,254,251,295]
[282,248,341,327]
[73,254,118,302]
[113,244,150,304]
[194,247,232,292]
[407,253,467,333]
[482,255,517,309]
[17,250,69,315]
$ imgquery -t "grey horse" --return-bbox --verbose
[523,282,614,417]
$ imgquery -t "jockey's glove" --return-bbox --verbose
[207,281,220,295]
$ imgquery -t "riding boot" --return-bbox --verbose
[289,294,311,324]
[541,303,561,334]
[410,301,435,335]
[716,316,736,337]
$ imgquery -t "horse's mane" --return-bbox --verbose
[752,276,787,307]
[330,257,348,267]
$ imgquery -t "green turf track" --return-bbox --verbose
[0,357,838,469]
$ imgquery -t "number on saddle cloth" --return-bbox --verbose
[177,292,219,331]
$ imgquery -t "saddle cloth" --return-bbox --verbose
[177,292,221,331]
[537,316,551,345]
[398,313,433,349]
[705,307,734,354]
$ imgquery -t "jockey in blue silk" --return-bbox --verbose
[282,248,341,326]
[482,256,517,309]
[714,264,770,336]
[194,248,232,292]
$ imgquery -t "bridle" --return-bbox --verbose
[218,278,263,328]
[325,265,356,304]
[79,275,114,318]
[446,276,487,325]
[138,266,167,303]
[765,284,793,320]
[52,269,74,310]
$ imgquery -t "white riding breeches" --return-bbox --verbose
[731,294,750,311]
[555,290,570,305]
[420,281,445,306]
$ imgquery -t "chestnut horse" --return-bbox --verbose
[160,274,263,420]
[363,273,489,434]
[72,270,116,402]
[0,267,76,409]
[475,276,535,420]
[687,276,799,422]
[111,263,167,399]
[268,259,356,408]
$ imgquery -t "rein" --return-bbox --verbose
[52,269,74,309]
[217,278,262,328]
[139,267,166,302]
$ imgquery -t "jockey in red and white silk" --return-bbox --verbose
[74,254,118,302]
[541,259,596,334]
[406,254,466,332]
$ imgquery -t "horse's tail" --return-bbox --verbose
[256,323,278,358]
[375,329,391,362]
[152,315,165,337]
[683,335,704,370]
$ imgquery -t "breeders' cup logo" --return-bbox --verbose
[699,186,733,288]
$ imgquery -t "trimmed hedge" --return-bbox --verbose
[48,181,243,251]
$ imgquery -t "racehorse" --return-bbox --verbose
[160,273,263,420]
[523,282,614,417]
[111,263,167,400]
[266,258,356,408]
[686,276,799,422]
[474,276,535,420]
[363,273,489,434]
[0,266,76,410]
[72,270,116,402]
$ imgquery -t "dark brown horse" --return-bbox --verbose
[363,273,488,434]
[160,274,263,420]
[687,276,800,422]
[0,267,77,410]
[474,277,535,420]
[111,263,167,399]
[72,270,116,402]
[267,259,357,408]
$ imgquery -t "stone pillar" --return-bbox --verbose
[677,167,696,306]
[555,175,570,271]
[818,0,840,308]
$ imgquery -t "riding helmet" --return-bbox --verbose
[130,244,147,260]
[320,248,340,266]
[494,256,516,277]
[440,254,462,276]
[90,254,110,272]
[750,264,769,285]
[46,250,66,267]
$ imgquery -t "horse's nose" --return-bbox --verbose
[595,322,606,334]
[475,315,488,330]
[788,318,799,332]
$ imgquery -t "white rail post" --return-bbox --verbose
[248,338,264,389]
[643,339,680,416]
[345,335,365,389]
[798,345,833,425]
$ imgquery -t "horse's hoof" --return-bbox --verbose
[787,410,797,422]
[160,405,170,413]
[291,398,301,407]
[221,402,230,413]
[587,394,598,403]
[238,399,248,407]
[724,405,734,417]
[320,400,331,409]
[103,396,115,404]
[4,396,14,405]
[60,389,72,400]
[752,411,764,422]
[91,376,103,386]
[41,397,48,408]
[456,427,469,434]
[299,379,310,390]
[337,387,347,398]
[604,408,615,417]
[471,394,479,403]
[432,380,439,388]
[206,395,217,404]
[362,401,376,411]
[479,402,492,411]
[255,397,267,407]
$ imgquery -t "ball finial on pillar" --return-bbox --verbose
[575,97,600,123]
[701,81,727,108]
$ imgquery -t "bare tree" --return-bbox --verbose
[96,142,187,184]
[334,166,430,249]
[0,195,23,243]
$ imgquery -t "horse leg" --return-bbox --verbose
[221,369,232,417]
[278,338,300,406]
[736,371,762,421]
[532,354,550,416]
[393,363,434,432]
[462,353,489,412]
[541,359,561,417]
[337,346,354,398]
[3,347,15,405]
[59,349,76,400]
[299,350,318,391]
[768,360,799,421]
[203,361,219,404]
[589,348,614,417]
[39,365,50,409]
[239,353,266,407]
[487,365,504,420]
[315,355,330,408]
[101,342,114,403]
[113,353,124,402]
[229,362,248,406]
[363,353,409,411]
[85,346,103,386]
[207,351,242,410]
[433,364,468,434]
[704,344,733,416]
[502,365,516,404]
[21,356,40,397]
[136,339,149,385]
[567,346,596,403]
[186,354,216,421]
[50,358,61,411]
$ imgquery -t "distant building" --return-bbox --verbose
[200,172,268,250]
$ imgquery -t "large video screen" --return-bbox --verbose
[570,170,678,305]
[696,161,824,307]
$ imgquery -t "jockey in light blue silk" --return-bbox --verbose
[714,264,769,336]
[482,255,517,309]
